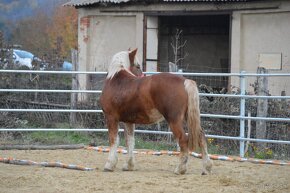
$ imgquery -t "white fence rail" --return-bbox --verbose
[0,70,290,157]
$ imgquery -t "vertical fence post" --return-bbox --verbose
[256,67,268,150]
[70,49,78,127]
[239,71,246,157]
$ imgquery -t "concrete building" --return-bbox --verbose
[65,0,290,96]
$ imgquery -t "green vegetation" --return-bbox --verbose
[25,131,177,151]
[1,129,178,151]
[248,144,274,159]
[129,136,176,151]
[27,131,92,145]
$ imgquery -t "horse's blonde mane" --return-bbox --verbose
[107,51,137,79]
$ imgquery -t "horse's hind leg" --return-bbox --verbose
[123,123,136,171]
[104,118,119,172]
[170,121,188,175]
[200,131,213,175]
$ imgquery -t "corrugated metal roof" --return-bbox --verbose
[65,0,251,7]
[64,0,130,6]
[163,0,248,1]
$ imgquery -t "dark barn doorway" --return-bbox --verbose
[158,14,230,90]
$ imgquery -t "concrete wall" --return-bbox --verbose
[77,9,143,100]
[231,1,290,95]
[76,0,290,97]
[78,9,144,72]
[87,15,136,71]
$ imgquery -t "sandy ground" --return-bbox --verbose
[0,149,289,193]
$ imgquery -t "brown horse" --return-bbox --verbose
[100,48,212,175]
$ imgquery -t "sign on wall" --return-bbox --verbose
[258,53,282,70]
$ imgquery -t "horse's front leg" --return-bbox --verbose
[123,123,136,171]
[104,118,119,172]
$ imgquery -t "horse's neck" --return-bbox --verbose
[106,70,141,101]
[113,70,136,82]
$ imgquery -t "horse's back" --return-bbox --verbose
[148,73,189,121]
[150,73,186,87]
[100,71,190,124]
[150,73,187,97]
[100,71,157,123]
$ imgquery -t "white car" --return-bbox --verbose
[13,49,35,69]
[13,49,45,69]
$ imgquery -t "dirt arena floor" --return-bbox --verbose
[0,149,289,193]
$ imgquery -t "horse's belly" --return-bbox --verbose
[135,108,164,124]
[148,108,165,123]
[120,108,164,124]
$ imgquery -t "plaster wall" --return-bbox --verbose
[231,4,290,95]
[77,9,144,100]
[76,0,290,96]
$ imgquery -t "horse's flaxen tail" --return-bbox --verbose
[184,79,202,152]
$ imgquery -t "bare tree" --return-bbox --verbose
[170,29,188,71]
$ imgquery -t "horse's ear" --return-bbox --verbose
[129,48,138,64]
[129,48,137,55]
[128,47,131,51]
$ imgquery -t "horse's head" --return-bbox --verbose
[128,48,144,77]
[107,48,144,79]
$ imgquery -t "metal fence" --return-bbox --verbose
[0,69,290,158]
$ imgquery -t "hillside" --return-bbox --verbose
[0,0,69,39]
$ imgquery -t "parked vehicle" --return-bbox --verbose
[62,61,72,71]
[13,49,46,70]
[13,49,34,69]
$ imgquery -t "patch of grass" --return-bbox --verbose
[118,136,177,151]
[207,143,221,155]
[136,138,176,151]
[206,138,239,156]
[248,145,274,159]
[26,131,92,145]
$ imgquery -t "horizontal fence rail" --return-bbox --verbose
[0,89,102,93]
[1,89,290,99]
[0,70,290,158]
[1,69,290,76]
[0,108,289,122]
[0,128,289,145]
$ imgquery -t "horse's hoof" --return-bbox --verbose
[174,168,186,175]
[174,171,180,175]
[122,164,135,171]
[201,169,212,175]
[103,167,114,172]
[104,164,115,172]
[201,159,213,175]
[174,170,186,175]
